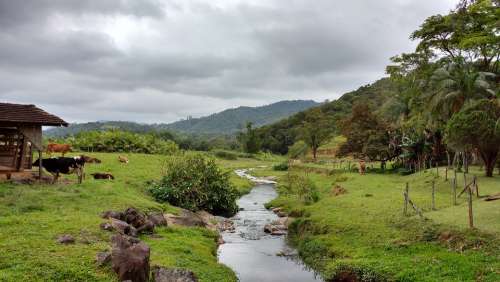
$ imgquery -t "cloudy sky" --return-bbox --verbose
[0,0,457,124]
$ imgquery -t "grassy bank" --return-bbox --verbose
[0,152,277,281]
[268,165,500,281]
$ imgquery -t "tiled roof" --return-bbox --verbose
[0,103,68,126]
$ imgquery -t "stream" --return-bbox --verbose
[218,170,322,282]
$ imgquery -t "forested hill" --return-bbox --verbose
[257,78,398,154]
[163,100,319,134]
[45,100,319,137]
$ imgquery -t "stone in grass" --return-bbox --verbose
[96,251,111,267]
[57,234,75,244]
[148,213,168,227]
[111,218,138,237]
[111,234,150,282]
[152,266,198,282]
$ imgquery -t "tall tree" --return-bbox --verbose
[429,57,496,119]
[299,108,332,160]
[238,122,260,154]
[445,99,500,177]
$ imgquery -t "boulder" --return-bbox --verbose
[164,210,206,227]
[124,207,147,229]
[101,210,124,220]
[57,234,75,244]
[100,222,113,231]
[111,218,138,237]
[96,251,111,267]
[111,234,150,282]
[152,266,198,282]
[148,213,168,227]
[136,220,155,234]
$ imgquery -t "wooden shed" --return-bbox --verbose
[0,103,67,179]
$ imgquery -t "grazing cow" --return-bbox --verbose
[33,156,86,184]
[91,173,114,180]
[82,155,102,164]
[118,156,129,164]
[359,160,366,175]
[46,143,72,156]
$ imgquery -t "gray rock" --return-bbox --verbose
[111,234,150,282]
[148,213,168,227]
[96,251,111,266]
[57,234,75,244]
[152,266,198,282]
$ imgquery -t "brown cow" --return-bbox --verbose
[46,143,71,156]
[359,160,366,175]
[118,156,129,164]
[82,155,102,164]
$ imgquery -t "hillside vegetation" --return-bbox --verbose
[257,78,397,154]
[45,100,319,137]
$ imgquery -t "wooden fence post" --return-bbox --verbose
[467,185,474,228]
[463,172,467,191]
[404,183,409,216]
[452,178,457,205]
[473,175,479,197]
[432,180,436,210]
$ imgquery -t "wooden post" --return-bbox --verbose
[452,178,457,205]
[473,175,479,197]
[404,183,409,216]
[445,167,448,181]
[432,180,436,210]
[463,172,467,190]
[38,150,43,183]
[467,185,474,228]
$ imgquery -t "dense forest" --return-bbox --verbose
[250,0,499,176]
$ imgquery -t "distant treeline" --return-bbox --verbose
[49,129,240,154]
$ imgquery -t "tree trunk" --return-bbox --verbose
[463,151,469,173]
[480,150,498,177]
[312,147,317,160]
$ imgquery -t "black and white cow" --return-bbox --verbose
[33,156,86,184]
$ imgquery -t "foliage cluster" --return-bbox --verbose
[58,130,179,155]
[149,153,239,216]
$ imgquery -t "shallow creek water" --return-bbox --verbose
[218,170,322,282]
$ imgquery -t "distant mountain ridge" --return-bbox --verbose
[45,100,319,137]
[164,100,319,134]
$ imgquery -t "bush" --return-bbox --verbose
[273,162,289,171]
[213,150,238,160]
[279,173,320,205]
[288,141,309,159]
[149,153,238,216]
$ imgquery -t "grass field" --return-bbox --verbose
[268,164,500,281]
[0,152,277,282]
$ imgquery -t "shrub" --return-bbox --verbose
[213,150,238,160]
[288,141,309,159]
[149,153,238,216]
[279,173,320,205]
[273,162,289,171]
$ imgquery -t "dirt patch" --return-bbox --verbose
[331,185,347,196]
[330,271,359,282]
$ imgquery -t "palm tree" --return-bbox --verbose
[428,57,496,119]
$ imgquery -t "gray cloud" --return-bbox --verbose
[0,0,457,123]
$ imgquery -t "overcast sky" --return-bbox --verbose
[0,0,457,124]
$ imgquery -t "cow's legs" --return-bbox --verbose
[52,172,59,184]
